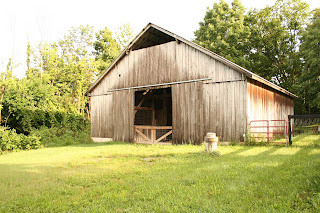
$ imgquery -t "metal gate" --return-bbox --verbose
[248,120,288,146]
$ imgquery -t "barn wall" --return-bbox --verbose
[203,63,247,142]
[90,95,113,138]
[172,82,204,144]
[90,41,251,143]
[247,79,294,122]
[112,90,134,142]
[90,41,213,96]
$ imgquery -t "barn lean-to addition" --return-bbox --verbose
[86,23,295,144]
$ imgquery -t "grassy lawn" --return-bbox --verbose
[0,137,320,212]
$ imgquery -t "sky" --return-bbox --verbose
[1,0,319,78]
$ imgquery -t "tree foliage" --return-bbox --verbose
[116,23,134,50]
[298,8,320,113]
[1,23,129,135]
[245,0,309,90]
[0,23,134,151]
[194,0,250,67]
[94,27,120,73]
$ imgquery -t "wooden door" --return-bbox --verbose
[112,89,134,142]
[171,82,204,144]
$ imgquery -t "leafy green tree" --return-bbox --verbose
[94,27,120,73]
[194,0,251,67]
[298,8,320,113]
[245,0,309,90]
[24,25,99,115]
[116,23,134,50]
[0,59,20,125]
[59,25,98,115]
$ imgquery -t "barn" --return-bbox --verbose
[86,23,295,144]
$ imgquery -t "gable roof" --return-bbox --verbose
[87,23,297,98]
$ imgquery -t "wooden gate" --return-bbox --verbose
[134,125,172,144]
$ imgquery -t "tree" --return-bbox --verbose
[116,23,134,50]
[245,0,309,90]
[59,25,98,114]
[0,58,20,125]
[94,27,120,73]
[298,8,320,113]
[194,0,251,68]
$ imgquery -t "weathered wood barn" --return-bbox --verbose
[86,23,295,144]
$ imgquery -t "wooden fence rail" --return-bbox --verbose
[134,125,172,143]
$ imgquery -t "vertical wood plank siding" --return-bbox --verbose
[90,95,113,138]
[172,82,204,144]
[112,90,134,142]
[247,79,294,126]
[89,40,294,143]
[203,65,247,141]
[90,41,211,96]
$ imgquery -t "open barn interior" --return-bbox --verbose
[134,87,172,143]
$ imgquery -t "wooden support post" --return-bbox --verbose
[151,97,156,142]
[152,97,155,126]
[151,129,156,142]
[134,96,146,115]
[267,120,269,143]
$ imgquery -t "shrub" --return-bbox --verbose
[30,127,92,147]
[0,127,42,153]
[5,108,89,134]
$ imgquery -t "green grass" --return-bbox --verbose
[292,133,320,147]
[266,132,320,147]
[0,137,320,212]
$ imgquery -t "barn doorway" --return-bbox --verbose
[134,87,172,144]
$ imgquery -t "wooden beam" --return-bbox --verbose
[134,125,172,130]
[135,128,152,142]
[134,96,146,115]
[155,130,173,143]
[134,106,153,111]
[135,94,171,99]
[151,129,156,142]
[107,78,211,92]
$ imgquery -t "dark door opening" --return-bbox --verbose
[134,87,172,143]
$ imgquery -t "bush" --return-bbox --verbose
[0,127,42,153]
[5,108,89,134]
[30,127,92,147]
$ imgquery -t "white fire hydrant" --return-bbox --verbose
[205,132,219,152]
